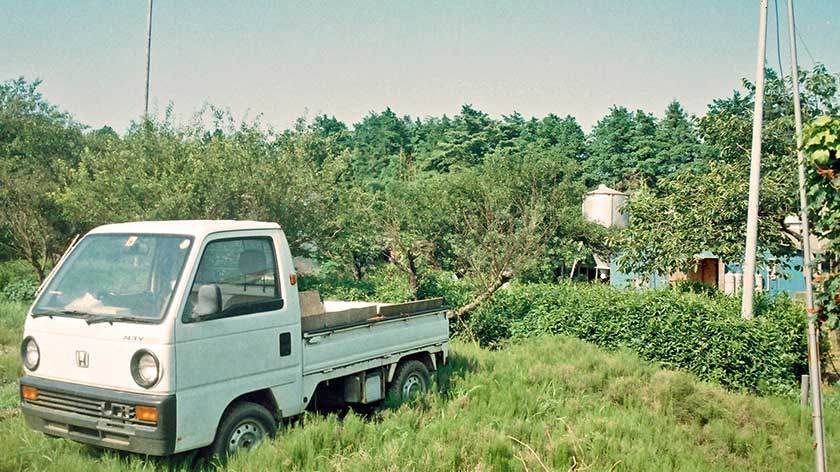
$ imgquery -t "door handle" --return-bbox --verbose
[279,332,291,356]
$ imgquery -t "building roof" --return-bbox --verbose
[88,220,281,239]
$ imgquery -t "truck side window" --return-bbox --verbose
[183,237,283,321]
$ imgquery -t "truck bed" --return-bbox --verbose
[299,295,449,380]
[301,295,445,333]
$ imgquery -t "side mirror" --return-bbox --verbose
[193,284,222,319]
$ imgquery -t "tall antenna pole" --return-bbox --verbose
[741,0,769,319]
[787,1,827,469]
[144,0,154,117]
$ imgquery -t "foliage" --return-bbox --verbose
[617,66,839,279]
[58,111,341,256]
[466,282,810,396]
[615,160,798,277]
[803,115,840,328]
[0,78,83,280]
[586,102,702,189]
[444,149,591,316]
[1,278,38,302]
[0,259,36,291]
[298,264,413,304]
[673,279,721,297]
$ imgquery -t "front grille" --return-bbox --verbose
[32,390,104,418]
[25,388,154,426]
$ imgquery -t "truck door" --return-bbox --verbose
[173,231,301,452]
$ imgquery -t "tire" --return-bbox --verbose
[388,360,431,402]
[209,401,277,462]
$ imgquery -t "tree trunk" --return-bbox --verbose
[31,260,46,283]
[351,252,364,281]
[407,253,419,300]
[450,272,511,319]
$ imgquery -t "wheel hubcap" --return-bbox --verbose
[227,419,266,455]
[402,373,426,399]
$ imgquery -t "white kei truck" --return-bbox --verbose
[19,220,449,459]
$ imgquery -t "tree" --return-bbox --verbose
[646,101,703,183]
[59,110,338,256]
[446,148,586,317]
[803,116,840,328]
[0,78,84,280]
[532,114,587,161]
[615,161,799,279]
[424,104,500,173]
[350,108,412,185]
[586,106,637,188]
[374,178,453,299]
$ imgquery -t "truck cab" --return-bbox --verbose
[19,220,449,459]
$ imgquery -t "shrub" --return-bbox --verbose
[299,264,479,307]
[1,278,38,302]
[467,281,810,395]
[0,260,36,288]
[0,260,38,301]
[298,265,414,303]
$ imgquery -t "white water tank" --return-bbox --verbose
[582,184,628,228]
[724,272,736,295]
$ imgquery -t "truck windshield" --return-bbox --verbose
[32,234,193,322]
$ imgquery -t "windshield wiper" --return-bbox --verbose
[31,309,93,319]
[85,314,156,325]
[31,310,155,324]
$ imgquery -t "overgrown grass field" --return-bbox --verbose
[1,300,838,471]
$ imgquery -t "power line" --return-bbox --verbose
[796,28,817,65]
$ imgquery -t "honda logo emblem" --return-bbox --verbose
[75,350,89,368]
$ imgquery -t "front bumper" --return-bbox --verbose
[20,375,176,456]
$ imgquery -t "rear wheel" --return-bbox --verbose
[388,360,431,402]
[209,402,277,462]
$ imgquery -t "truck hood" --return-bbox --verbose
[22,316,174,394]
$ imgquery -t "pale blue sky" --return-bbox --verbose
[1,1,838,132]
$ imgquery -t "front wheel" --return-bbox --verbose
[209,402,277,462]
[388,360,431,402]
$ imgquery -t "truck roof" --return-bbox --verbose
[87,220,281,239]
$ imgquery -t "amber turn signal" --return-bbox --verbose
[135,405,158,423]
[290,273,297,285]
[21,385,38,401]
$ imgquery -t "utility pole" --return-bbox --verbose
[741,0,769,320]
[787,1,827,469]
[144,0,154,117]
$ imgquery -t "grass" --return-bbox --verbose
[0,299,839,471]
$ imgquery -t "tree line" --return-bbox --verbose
[0,64,837,313]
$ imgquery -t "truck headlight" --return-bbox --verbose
[21,337,40,371]
[131,350,160,388]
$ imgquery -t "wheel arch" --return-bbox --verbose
[222,389,282,423]
[387,351,436,383]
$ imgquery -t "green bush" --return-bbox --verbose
[673,279,720,298]
[467,281,810,395]
[1,279,38,302]
[0,260,38,301]
[0,260,36,287]
[299,264,478,307]
[417,271,476,308]
[298,264,414,303]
